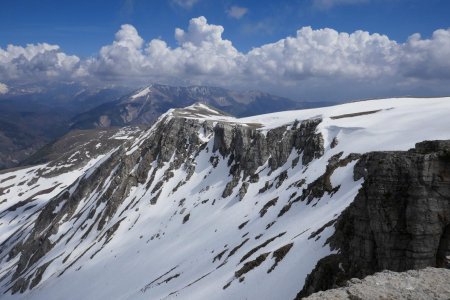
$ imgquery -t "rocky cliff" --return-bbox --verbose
[299,140,450,298]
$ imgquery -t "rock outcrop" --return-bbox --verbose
[305,267,450,300]
[299,140,450,298]
[215,118,323,197]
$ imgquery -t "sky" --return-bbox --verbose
[1,0,450,101]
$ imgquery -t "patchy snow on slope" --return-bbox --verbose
[0,153,111,256]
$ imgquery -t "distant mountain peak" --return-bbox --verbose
[170,102,233,119]
[130,86,152,99]
[71,84,319,130]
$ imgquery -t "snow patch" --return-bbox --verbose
[131,87,151,99]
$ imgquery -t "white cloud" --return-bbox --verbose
[400,29,450,80]
[245,27,400,81]
[171,0,200,9]
[0,43,80,84]
[82,17,242,85]
[175,16,227,46]
[226,6,248,19]
[1,17,450,100]
[313,0,370,9]
[0,82,8,94]
[78,24,147,83]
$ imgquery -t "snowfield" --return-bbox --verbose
[0,97,449,300]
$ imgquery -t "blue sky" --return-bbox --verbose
[1,0,449,57]
[1,0,450,101]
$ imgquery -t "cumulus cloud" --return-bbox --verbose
[226,6,248,19]
[245,27,398,82]
[83,24,146,80]
[82,17,242,85]
[0,43,80,84]
[1,17,450,100]
[400,29,450,80]
[0,82,8,94]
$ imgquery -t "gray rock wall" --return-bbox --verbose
[299,140,450,298]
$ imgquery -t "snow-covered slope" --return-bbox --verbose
[0,98,449,300]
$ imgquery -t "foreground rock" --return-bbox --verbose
[305,267,450,300]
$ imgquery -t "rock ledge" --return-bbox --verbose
[305,267,450,300]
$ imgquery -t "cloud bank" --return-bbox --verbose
[0,43,79,84]
[1,16,450,100]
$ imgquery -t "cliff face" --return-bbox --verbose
[299,140,450,297]
[213,118,323,197]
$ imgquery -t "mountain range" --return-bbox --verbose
[0,85,130,169]
[0,84,330,170]
[70,84,331,129]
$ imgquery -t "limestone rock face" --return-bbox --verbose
[214,119,323,197]
[305,267,450,300]
[299,140,450,298]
